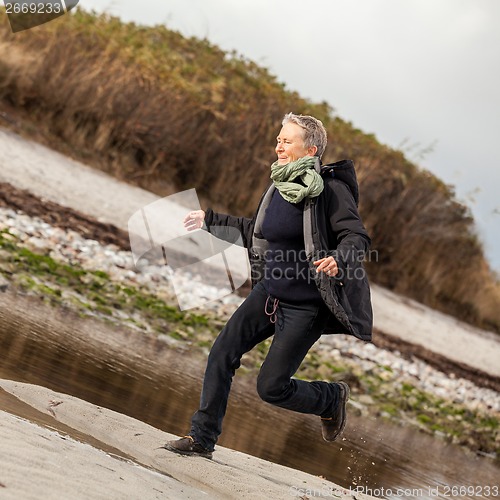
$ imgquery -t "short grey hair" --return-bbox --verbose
[282,112,327,158]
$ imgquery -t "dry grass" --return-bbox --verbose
[0,8,499,332]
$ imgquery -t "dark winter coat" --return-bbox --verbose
[204,159,373,342]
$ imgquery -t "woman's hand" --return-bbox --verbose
[183,210,206,231]
[313,256,338,277]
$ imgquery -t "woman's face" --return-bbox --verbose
[275,122,317,165]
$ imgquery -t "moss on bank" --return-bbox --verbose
[0,228,214,341]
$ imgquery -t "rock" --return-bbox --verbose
[27,236,50,250]
[358,394,375,405]
[0,273,9,292]
[0,231,16,240]
[378,370,394,381]
[329,348,342,359]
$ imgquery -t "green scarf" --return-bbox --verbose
[270,156,324,203]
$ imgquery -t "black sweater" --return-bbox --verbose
[261,189,322,303]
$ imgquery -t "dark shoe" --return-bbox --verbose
[321,381,350,442]
[162,435,213,459]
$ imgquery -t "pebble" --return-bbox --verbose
[1,206,499,416]
[0,273,9,292]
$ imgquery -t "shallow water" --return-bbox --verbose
[0,300,499,500]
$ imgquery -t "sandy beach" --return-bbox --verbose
[0,379,377,500]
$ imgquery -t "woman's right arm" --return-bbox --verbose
[184,208,254,248]
[205,208,254,248]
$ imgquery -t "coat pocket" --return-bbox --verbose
[334,280,353,317]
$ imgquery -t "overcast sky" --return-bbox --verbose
[81,0,500,270]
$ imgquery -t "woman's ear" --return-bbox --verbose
[308,145,318,156]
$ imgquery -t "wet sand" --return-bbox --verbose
[0,379,376,500]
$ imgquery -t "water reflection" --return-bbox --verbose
[0,298,498,499]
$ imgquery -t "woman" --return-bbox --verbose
[164,113,372,459]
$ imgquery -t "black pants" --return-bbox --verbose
[190,281,341,451]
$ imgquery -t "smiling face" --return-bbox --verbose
[275,122,317,165]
